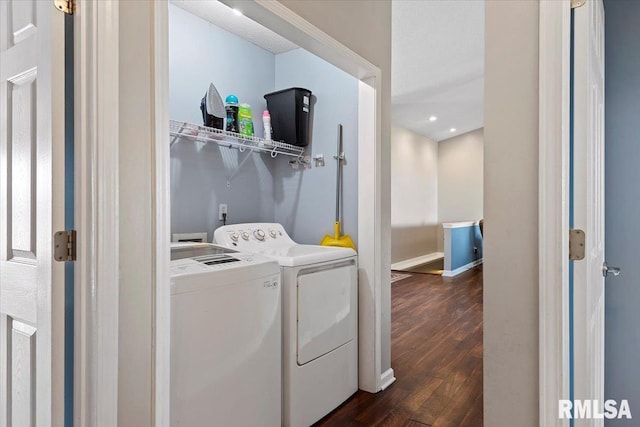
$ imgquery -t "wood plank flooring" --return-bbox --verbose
[314,268,483,427]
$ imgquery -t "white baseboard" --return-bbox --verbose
[442,220,477,229]
[391,252,444,271]
[442,259,483,277]
[380,368,396,391]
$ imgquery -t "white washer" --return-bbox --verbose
[214,223,358,427]
[170,243,281,427]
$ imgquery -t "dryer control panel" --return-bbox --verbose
[214,223,296,250]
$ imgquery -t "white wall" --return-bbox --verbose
[484,1,539,425]
[438,128,484,222]
[118,3,154,425]
[273,49,359,245]
[390,125,438,263]
[391,126,483,262]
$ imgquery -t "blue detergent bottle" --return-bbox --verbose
[225,94,239,133]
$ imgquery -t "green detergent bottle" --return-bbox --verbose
[238,104,254,137]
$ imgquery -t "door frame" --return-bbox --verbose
[74,2,173,424]
[151,3,172,425]
[538,1,571,426]
[73,1,120,425]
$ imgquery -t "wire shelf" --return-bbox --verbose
[169,120,305,159]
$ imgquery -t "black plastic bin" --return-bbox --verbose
[264,87,312,147]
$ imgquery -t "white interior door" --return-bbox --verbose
[573,0,605,423]
[0,1,65,426]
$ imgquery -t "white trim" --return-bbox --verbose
[357,77,383,393]
[151,2,171,427]
[538,1,571,426]
[390,252,444,271]
[74,1,120,425]
[442,221,477,229]
[442,259,483,277]
[379,368,396,391]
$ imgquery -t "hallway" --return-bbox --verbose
[315,269,483,427]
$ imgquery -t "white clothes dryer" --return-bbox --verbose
[170,243,281,427]
[213,224,358,427]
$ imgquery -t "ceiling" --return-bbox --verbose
[170,0,298,54]
[392,0,484,142]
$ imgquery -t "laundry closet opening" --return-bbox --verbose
[164,1,383,425]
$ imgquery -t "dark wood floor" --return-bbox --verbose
[314,268,483,427]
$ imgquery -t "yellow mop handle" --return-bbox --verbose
[334,222,341,239]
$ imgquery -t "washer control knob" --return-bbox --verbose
[241,231,250,241]
[254,229,266,241]
[230,232,239,242]
[269,229,277,238]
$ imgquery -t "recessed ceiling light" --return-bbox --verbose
[429,116,437,122]
[233,9,243,16]
[450,128,456,132]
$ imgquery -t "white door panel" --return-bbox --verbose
[297,265,357,365]
[573,0,605,425]
[0,0,65,426]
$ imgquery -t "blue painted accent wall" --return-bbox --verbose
[64,13,74,427]
[569,9,576,422]
[450,225,483,271]
[604,1,640,423]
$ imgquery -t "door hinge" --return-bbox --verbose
[54,230,77,262]
[569,229,585,260]
[54,0,75,15]
[571,0,586,9]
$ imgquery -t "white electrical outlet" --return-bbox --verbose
[218,204,228,220]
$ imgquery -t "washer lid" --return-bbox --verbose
[251,244,356,267]
[170,243,237,261]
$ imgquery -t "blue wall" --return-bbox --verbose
[169,4,276,241]
[604,1,640,423]
[273,49,359,245]
[448,225,483,271]
[168,5,359,244]
[450,228,474,270]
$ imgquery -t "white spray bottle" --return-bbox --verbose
[262,110,272,142]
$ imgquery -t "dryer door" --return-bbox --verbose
[297,262,357,365]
